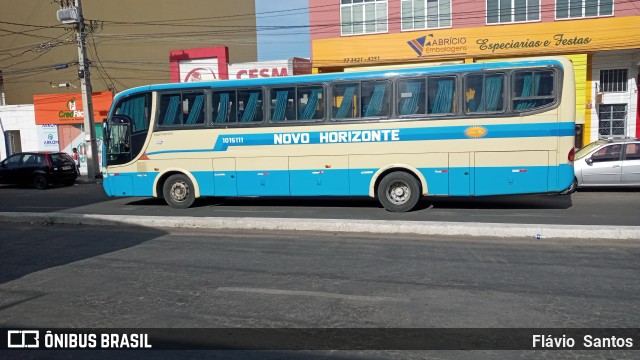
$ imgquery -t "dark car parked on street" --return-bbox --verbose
[0,152,77,189]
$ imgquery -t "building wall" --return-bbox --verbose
[0,0,258,105]
[0,105,38,160]
[308,1,640,145]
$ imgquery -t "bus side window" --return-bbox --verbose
[362,80,390,118]
[159,94,182,126]
[238,89,264,123]
[298,85,324,121]
[213,91,237,124]
[332,83,360,119]
[465,73,505,114]
[271,87,295,122]
[398,79,426,116]
[427,76,456,115]
[513,70,555,111]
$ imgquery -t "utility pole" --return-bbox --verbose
[56,0,99,181]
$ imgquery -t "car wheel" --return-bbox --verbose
[377,171,421,212]
[34,175,49,190]
[163,174,196,209]
[567,178,578,194]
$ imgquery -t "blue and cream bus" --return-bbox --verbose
[102,56,576,212]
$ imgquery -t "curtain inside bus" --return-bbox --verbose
[118,95,148,132]
[300,88,322,120]
[476,75,503,112]
[399,81,422,115]
[215,93,230,123]
[335,85,356,118]
[364,83,387,117]
[186,95,204,125]
[272,90,289,121]
[241,92,260,122]
[431,78,454,114]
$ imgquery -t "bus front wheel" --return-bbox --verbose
[163,174,195,209]
[377,171,421,212]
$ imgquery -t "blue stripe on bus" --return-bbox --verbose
[105,164,573,198]
[146,122,575,155]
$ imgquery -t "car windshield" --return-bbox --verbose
[575,140,608,160]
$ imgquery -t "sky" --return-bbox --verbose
[255,0,311,61]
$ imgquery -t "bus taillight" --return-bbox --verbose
[568,147,575,162]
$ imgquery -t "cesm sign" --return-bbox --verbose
[228,59,310,80]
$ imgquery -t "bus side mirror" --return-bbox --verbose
[102,118,109,142]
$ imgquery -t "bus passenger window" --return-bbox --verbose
[362,81,390,118]
[398,79,426,116]
[271,87,295,121]
[212,91,237,124]
[465,73,505,113]
[184,92,205,125]
[159,94,182,125]
[298,86,324,120]
[513,70,555,111]
[238,89,263,123]
[332,83,360,119]
[427,77,456,115]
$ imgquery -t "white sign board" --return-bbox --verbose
[178,58,220,83]
[37,124,59,151]
[228,60,292,80]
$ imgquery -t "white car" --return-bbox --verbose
[567,138,640,193]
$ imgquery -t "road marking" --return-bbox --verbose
[217,287,408,302]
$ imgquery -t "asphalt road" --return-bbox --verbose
[0,181,639,225]
[1,223,639,359]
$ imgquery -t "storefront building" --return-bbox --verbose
[30,92,113,174]
[309,0,640,147]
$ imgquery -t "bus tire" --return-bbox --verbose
[163,174,195,209]
[377,171,421,212]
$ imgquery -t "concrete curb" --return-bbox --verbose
[1,212,639,240]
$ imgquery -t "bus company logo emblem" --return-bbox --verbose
[465,126,488,138]
[7,330,40,348]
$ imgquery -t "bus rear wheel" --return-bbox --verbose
[163,174,195,209]
[377,171,421,212]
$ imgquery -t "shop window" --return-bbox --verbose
[487,0,540,24]
[341,0,388,36]
[401,0,451,30]
[598,104,627,138]
[599,69,628,93]
[556,0,613,19]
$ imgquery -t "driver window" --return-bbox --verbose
[591,144,622,162]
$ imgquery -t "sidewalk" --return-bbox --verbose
[1,211,639,240]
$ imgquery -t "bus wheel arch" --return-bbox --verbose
[371,166,426,212]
